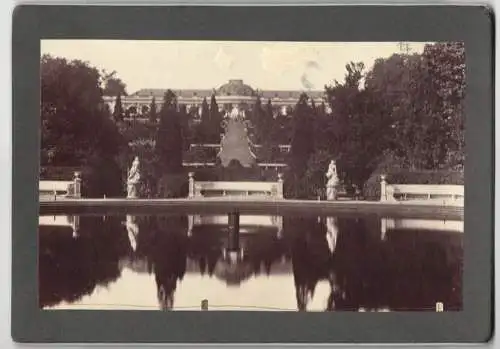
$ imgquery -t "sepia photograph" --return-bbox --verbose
[38,40,464,312]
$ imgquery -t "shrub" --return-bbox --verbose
[40,166,82,180]
[40,161,125,198]
[257,144,285,163]
[184,167,219,181]
[118,121,156,142]
[284,173,323,200]
[183,147,218,163]
[156,173,189,198]
[81,154,125,198]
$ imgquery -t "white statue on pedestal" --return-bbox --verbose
[127,156,141,198]
[230,105,240,120]
[326,160,339,200]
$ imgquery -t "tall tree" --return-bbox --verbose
[313,101,330,151]
[41,54,125,197]
[178,104,191,151]
[112,93,124,122]
[420,42,465,169]
[288,93,315,178]
[325,61,391,187]
[209,94,223,143]
[196,97,211,143]
[259,100,281,162]
[149,96,157,123]
[101,70,128,96]
[251,96,266,143]
[155,90,183,173]
[363,43,465,170]
[274,107,289,144]
[364,53,425,168]
[262,99,274,142]
[41,54,123,164]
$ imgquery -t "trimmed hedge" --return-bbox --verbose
[41,162,125,198]
[185,164,281,182]
[40,166,82,180]
[183,147,218,163]
[156,173,189,198]
[363,169,464,201]
[183,145,288,164]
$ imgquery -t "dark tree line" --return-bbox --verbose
[194,95,223,144]
[284,42,465,199]
[41,54,126,198]
[41,42,464,199]
[41,55,187,198]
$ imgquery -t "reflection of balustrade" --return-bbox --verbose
[38,215,80,238]
[191,215,277,226]
[380,217,463,240]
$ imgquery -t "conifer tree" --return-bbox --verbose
[112,93,124,122]
[155,90,183,173]
[149,96,157,123]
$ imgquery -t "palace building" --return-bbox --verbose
[103,79,330,118]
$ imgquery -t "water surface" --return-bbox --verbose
[39,214,463,311]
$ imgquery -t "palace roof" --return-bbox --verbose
[128,79,325,100]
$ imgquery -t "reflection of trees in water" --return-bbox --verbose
[188,226,224,277]
[148,215,189,310]
[286,216,463,311]
[287,216,332,311]
[379,230,463,311]
[191,226,287,286]
[144,215,463,312]
[328,218,387,311]
[329,219,463,311]
[40,213,463,312]
[241,231,286,276]
[38,216,130,308]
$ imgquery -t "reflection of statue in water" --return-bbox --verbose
[326,160,339,200]
[326,217,339,253]
[125,215,139,252]
[127,156,141,198]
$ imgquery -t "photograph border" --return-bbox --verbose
[12,5,494,343]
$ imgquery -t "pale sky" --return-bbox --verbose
[41,40,428,93]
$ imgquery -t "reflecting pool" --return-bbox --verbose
[39,214,463,311]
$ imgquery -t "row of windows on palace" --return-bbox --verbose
[104,97,332,118]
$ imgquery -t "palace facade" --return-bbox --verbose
[103,79,330,118]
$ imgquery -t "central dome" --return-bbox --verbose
[217,79,255,96]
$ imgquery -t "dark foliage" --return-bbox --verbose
[155,90,183,174]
